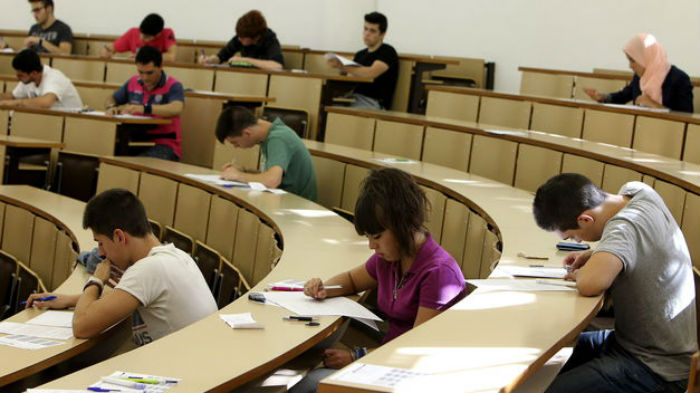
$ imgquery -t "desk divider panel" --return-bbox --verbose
[684,124,699,164]
[642,175,655,186]
[440,199,469,268]
[76,86,114,111]
[253,224,281,285]
[478,96,532,130]
[390,59,412,112]
[282,50,304,70]
[582,109,634,148]
[213,71,268,96]
[693,86,700,115]
[530,102,584,138]
[682,193,699,268]
[324,112,376,150]
[561,154,605,187]
[432,57,486,87]
[175,46,197,64]
[86,40,112,56]
[0,202,5,245]
[311,155,345,210]
[233,208,260,284]
[138,173,177,227]
[653,180,686,225]
[180,96,225,168]
[601,165,642,193]
[173,183,212,243]
[96,162,140,194]
[52,58,105,83]
[373,120,424,160]
[469,135,518,185]
[480,229,500,277]
[464,212,487,279]
[10,112,64,142]
[633,116,685,159]
[0,145,5,184]
[2,204,34,264]
[52,231,76,290]
[425,90,480,122]
[302,53,330,75]
[340,164,370,212]
[29,217,58,292]
[63,118,117,156]
[105,62,136,85]
[514,144,563,193]
[165,67,214,91]
[206,196,239,262]
[212,142,260,172]
[420,186,446,243]
[267,75,323,140]
[0,56,13,76]
[520,72,574,99]
[0,110,8,135]
[572,77,627,102]
[421,127,472,172]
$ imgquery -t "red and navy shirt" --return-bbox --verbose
[112,72,184,157]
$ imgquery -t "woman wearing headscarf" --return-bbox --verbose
[584,33,693,112]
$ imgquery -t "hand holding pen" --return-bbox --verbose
[303,278,328,299]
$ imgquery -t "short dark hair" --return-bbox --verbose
[135,45,162,67]
[533,173,606,232]
[215,106,258,143]
[364,12,388,33]
[12,49,43,73]
[139,13,165,36]
[29,0,53,10]
[83,189,152,238]
[236,10,268,39]
[354,168,429,258]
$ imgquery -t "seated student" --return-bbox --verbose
[290,168,466,393]
[326,12,399,110]
[0,49,82,109]
[584,33,693,112]
[105,46,184,161]
[15,0,73,54]
[101,13,177,62]
[215,106,317,201]
[25,189,217,345]
[532,173,696,393]
[197,10,284,70]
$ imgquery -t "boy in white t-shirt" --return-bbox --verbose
[0,48,82,109]
[26,189,217,345]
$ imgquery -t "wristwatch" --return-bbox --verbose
[83,276,104,296]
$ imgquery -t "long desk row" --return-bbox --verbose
[424,85,700,163]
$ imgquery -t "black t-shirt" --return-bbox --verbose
[353,43,399,107]
[28,19,73,53]
[216,28,284,67]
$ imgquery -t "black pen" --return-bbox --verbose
[283,316,314,322]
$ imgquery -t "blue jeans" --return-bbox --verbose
[545,330,687,393]
[136,144,179,162]
[346,93,383,110]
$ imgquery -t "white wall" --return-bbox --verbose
[1,0,698,92]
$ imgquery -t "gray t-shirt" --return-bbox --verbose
[28,19,73,53]
[595,182,697,381]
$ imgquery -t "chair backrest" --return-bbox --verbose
[13,261,42,316]
[148,219,163,240]
[331,207,354,223]
[262,106,310,139]
[695,267,700,348]
[52,151,100,202]
[163,226,194,255]
[690,351,700,393]
[0,251,18,320]
[194,241,222,292]
[216,257,250,309]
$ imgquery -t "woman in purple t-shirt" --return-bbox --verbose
[291,168,466,393]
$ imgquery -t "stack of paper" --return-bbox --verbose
[184,174,248,188]
[263,292,381,330]
[467,279,576,291]
[219,312,264,329]
[89,371,181,393]
[493,265,568,279]
[324,53,360,67]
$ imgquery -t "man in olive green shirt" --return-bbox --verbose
[215,106,317,201]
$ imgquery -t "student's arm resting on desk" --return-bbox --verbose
[100,43,115,58]
[0,92,58,108]
[221,164,283,189]
[341,60,388,79]
[566,251,623,297]
[112,101,184,117]
[229,56,283,70]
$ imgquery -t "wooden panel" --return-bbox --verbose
[52,230,76,290]
[514,144,563,193]
[64,117,117,156]
[138,173,178,227]
[29,217,58,290]
[311,156,345,209]
[213,70,268,96]
[2,204,34,263]
[180,96,224,167]
[573,77,627,102]
[166,67,214,91]
[642,175,655,186]
[211,143,260,172]
[432,57,486,87]
[561,154,604,187]
[425,90,480,123]
[105,62,136,84]
[684,124,699,165]
[11,112,63,141]
[633,116,685,159]
[282,50,304,70]
[654,180,686,225]
[463,212,486,279]
[0,55,14,76]
[174,183,212,243]
[324,112,376,150]
[268,75,323,139]
[601,165,642,193]
[340,164,370,212]
[96,162,140,194]
[520,71,574,98]
[693,86,699,114]
[0,145,5,184]
[421,186,446,243]
[51,58,105,82]
[86,40,112,56]
[303,53,331,75]
[253,224,280,285]
[440,199,469,268]
[0,202,5,246]
[206,196,239,261]
[478,96,531,130]
[0,109,9,135]
[233,209,260,284]
[389,59,412,112]
[373,120,424,160]
[682,193,699,268]
[175,46,197,64]
[480,229,500,278]
[582,109,635,147]
[469,135,518,185]
[530,102,584,138]
[76,85,114,111]
[422,127,472,172]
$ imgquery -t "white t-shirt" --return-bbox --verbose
[12,65,83,109]
[115,243,218,346]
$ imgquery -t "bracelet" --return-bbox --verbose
[143,103,152,115]
[82,276,104,296]
[351,347,367,361]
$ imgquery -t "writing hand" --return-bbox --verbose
[303,278,327,300]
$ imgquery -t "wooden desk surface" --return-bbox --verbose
[0,105,171,125]
[325,106,700,194]
[519,66,700,87]
[0,134,64,149]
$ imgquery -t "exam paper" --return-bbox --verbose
[324,53,360,67]
[0,334,64,350]
[262,292,381,321]
[601,103,670,113]
[467,279,577,291]
[493,265,568,279]
[0,321,73,340]
[90,371,181,393]
[219,312,264,329]
[26,390,87,393]
[26,310,74,328]
[374,158,417,164]
[184,174,248,187]
[331,363,429,389]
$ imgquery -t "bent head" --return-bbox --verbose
[236,10,267,46]
[215,106,260,148]
[12,49,43,85]
[29,0,53,24]
[135,46,163,90]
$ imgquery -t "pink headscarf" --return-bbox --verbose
[623,33,671,105]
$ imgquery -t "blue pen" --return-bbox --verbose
[87,388,121,392]
[220,184,235,188]
[21,295,57,305]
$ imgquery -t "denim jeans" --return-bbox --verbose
[347,93,383,110]
[136,144,179,162]
[545,330,688,393]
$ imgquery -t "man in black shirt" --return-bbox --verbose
[25,0,73,54]
[198,10,284,71]
[327,12,398,109]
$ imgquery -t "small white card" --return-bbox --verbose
[220,312,265,329]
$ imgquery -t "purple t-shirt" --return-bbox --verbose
[365,233,466,343]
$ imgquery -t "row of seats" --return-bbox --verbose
[0,250,43,319]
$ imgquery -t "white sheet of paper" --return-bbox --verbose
[601,103,670,113]
[0,321,73,340]
[248,182,267,191]
[0,48,15,53]
[268,279,305,289]
[266,188,286,195]
[91,370,181,393]
[26,310,74,328]
[219,312,264,329]
[482,128,528,136]
[26,390,87,393]
[263,292,382,321]
[374,158,417,164]
[467,279,576,291]
[493,265,568,279]
[331,363,429,389]
[0,334,64,350]
[324,53,360,67]
[183,173,248,187]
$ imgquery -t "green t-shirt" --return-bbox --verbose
[260,118,318,201]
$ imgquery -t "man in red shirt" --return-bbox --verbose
[101,13,177,62]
